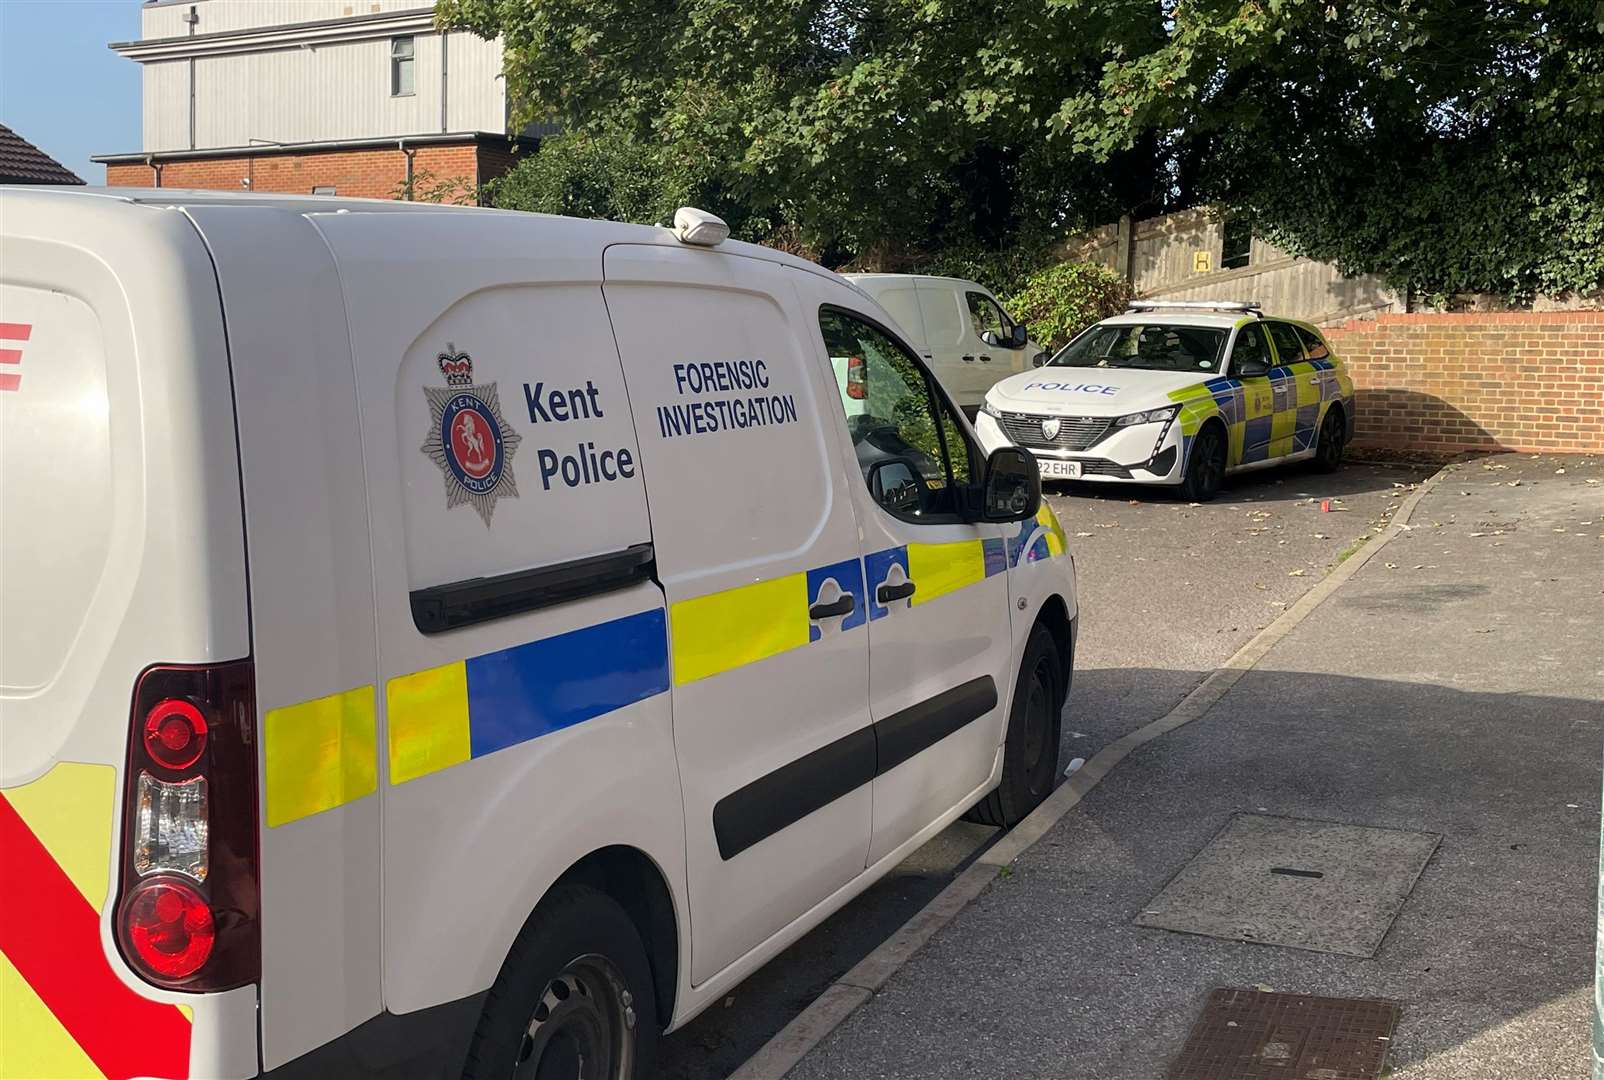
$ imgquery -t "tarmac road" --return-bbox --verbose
[658,458,1433,1080]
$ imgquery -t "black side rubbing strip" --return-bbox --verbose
[712,727,877,861]
[410,543,656,634]
[711,675,1000,861]
[874,676,998,776]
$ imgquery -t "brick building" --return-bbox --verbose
[93,0,547,201]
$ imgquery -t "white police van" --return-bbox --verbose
[0,188,1077,1079]
[975,301,1356,501]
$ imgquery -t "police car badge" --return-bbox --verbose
[421,345,522,525]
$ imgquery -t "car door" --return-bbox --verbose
[1264,319,1321,458]
[913,278,985,408]
[602,244,873,985]
[1226,323,1276,465]
[803,284,1013,866]
[965,288,1028,375]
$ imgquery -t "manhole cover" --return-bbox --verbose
[1168,988,1400,1080]
[1135,814,1439,957]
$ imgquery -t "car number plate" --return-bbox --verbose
[1040,460,1081,479]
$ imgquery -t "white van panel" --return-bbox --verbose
[306,210,690,1021]
[0,287,113,693]
[183,205,384,1071]
[870,282,926,348]
[603,245,873,985]
[395,285,650,588]
[0,192,252,1078]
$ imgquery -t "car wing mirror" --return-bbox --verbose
[1236,358,1269,377]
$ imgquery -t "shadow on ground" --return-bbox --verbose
[786,665,1600,1080]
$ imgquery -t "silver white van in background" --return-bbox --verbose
[846,273,1047,410]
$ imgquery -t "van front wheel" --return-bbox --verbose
[965,625,1062,827]
[465,883,658,1080]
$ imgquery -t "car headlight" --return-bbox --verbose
[1112,405,1179,428]
[980,399,1004,419]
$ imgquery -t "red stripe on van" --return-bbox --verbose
[0,794,191,1080]
[0,322,31,340]
[0,372,18,392]
[0,349,21,364]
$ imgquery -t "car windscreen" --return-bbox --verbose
[1048,323,1228,374]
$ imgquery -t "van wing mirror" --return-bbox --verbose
[868,457,928,517]
[980,446,1041,522]
[1010,323,1029,348]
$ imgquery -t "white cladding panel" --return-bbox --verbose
[143,0,427,39]
[134,4,507,150]
[144,60,190,152]
[445,32,507,133]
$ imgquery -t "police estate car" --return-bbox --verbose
[974,301,1355,501]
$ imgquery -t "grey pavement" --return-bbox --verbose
[661,460,1430,1079]
[785,452,1604,1080]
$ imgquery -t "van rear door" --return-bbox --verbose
[1,191,254,1079]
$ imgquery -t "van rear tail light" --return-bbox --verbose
[847,355,868,400]
[116,661,259,991]
[134,772,208,880]
[123,879,215,979]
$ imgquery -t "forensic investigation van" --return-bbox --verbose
[975,301,1356,501]
[0,188,1078,1080]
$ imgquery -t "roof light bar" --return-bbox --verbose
[1127,300,1263,315]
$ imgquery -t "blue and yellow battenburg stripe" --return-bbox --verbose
[1168,353,1351,469]
[386,609,671,784]
[669,557,868,684]
[266,516,1074,820]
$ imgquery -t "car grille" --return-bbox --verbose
[998,412,1114,451]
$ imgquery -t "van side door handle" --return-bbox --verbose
[978,354,992,362]
[809,595,856,620]
[961,355,976,363]
[877,581,916,603]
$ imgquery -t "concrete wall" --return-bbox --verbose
[1327,312,1604,456]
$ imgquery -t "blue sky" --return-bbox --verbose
[1,1,143,183]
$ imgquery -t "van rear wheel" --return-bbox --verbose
[465,883,658,1080]
[965,625,1062,827]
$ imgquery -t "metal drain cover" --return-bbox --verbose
[1168,988,1400,1080]
[1135,814,1439,957]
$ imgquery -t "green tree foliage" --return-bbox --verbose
[442,0,1604,301]
[1004,262,1131,349]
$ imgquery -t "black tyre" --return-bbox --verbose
[464,883,658,1080]
[965,625,1064,827]
[1312,407,1346,473]
[1178,423,1227,502]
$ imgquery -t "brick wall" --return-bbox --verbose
[1326,312,1604,455]
[105,143,484,203]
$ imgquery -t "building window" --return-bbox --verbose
[312,185,336,196]
[1221,217,1252,270]
[391,36,415,97]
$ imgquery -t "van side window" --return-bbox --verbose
[965,292,1013,338]
[820,309,974,521]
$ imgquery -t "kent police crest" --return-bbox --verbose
[421,345,522,525]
